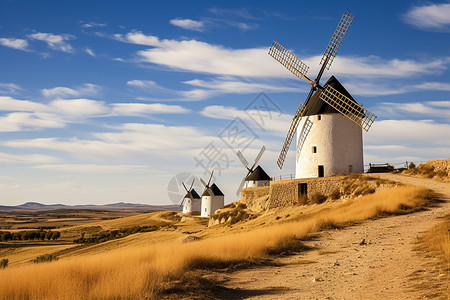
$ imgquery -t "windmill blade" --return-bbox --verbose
[188,178,195,191]
[320,11,354,70]
[206,188,214,197]
[269,41,312,84]
[249,146,266,171]
[319,85,377,131]
[296,117,313,162]
[200,178,207,187]
[207,170,214,187]
[236,150,249,168]
[277,100,309,169]
[181,182,189,194]
[236,177,246,196]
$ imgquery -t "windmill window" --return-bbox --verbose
[312,146,317,153]
[317,115,322,120]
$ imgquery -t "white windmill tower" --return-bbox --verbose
[200,171,224,217]
[236,146,271,195]
[180,179,201,214]
[268,11,377,178]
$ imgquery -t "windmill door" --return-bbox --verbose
[318,165,324,177]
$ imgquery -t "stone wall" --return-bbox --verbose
[267,177,344,209]
[240,176,346,211]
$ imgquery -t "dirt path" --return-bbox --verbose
[219,174,450,299]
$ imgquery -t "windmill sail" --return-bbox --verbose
[320,11,354,70]
[269,41,311,83]
[319,85,376,131]
[296,117,313,162]
[277,102,307,168]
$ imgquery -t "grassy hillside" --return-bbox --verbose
[0,185,433,299]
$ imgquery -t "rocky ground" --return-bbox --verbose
[217,174,450,299]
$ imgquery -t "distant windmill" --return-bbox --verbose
[268,11,377,178]
[180,179,201,214]
[200,171,224,217]
[236,146,271,195]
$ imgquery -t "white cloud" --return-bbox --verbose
[0,152,59,164]
[200,105,292,135]
[374,101,450,120]
[366,119,450,147]
[0,83,23,94]
[170,18,205,31]
[0,96,47,111]
[42,83,101,98]
[403,3,450,31]
[114,31,449,80]
[3,123,216,162]
[32,164,148,173]
[0,38,29,51]
[0,112,66,132]
[85,47,96,56]
[414,82,450,91]
[0,95,191,132]
[81,22,107,28]
[50,99,109,116]
[128,78,302,101]
[28,32,75,53]
[111,103,189,115]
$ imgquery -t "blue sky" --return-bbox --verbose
[0,0,449,206]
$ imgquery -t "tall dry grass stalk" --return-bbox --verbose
[0,186,431,299]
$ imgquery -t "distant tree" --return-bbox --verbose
[408,162,416,169]
[0,258,8,269]
[45,231,53,240]
[51,231,61,240]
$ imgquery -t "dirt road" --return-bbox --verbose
[220,174,450,299]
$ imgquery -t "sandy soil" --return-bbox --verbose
[219,174,450,299]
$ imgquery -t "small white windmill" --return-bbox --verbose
[236,146,271,195]
[180,179,201,214]
[200,171,224,217]
[268,11,377,178]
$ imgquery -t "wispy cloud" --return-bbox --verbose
[42,83,101,98]
[85,47,96,57]
[0,38,29,51]
[0,83,23,94]
[32,164,148,173]
[127,77,303,101]
[113,31,450,80]
[0,95,190,132]
[0,152,59,164]
[374,100,450,120]
[81,22,107,29]
[28,32,75,53]
[403,3,450,31]
[170,18,205,31]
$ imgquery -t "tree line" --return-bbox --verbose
[0,230,61,242]
[74,225,159,244]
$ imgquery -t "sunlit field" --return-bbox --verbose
[0,186,432,299]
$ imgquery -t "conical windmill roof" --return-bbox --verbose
[303,76,358,116]
[184,189,200,199]
[245,165,271,181]
[202,183,224,197]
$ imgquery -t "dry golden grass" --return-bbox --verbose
[412,214,450,298]
[0,186,432,299]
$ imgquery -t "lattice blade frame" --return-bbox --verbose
[319,85,377,131]
[236,150,249,168]
[277,102,307,168]
[320,11,354,70]
[250,146,266,171]
[269,41,310,81]
[236,177,246,196]
[296,117,313,162]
